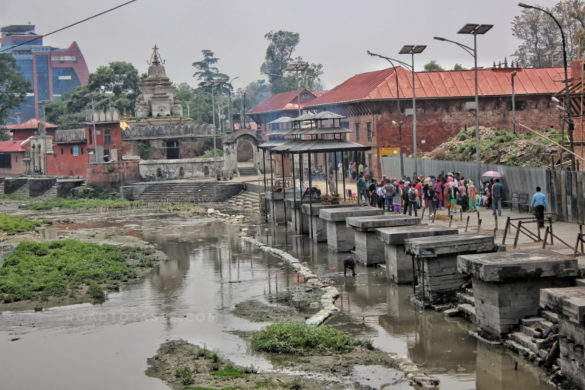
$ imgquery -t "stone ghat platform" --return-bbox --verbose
[346,215,421,266]
[405,234,498,304]
[377,225,459,283]
[541,286,585,390]
[301,202,355,242]
[458,250,578,338]
[319,206,384,252]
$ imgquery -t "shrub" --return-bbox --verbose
[251,323,358,355]
[174,367,193,385]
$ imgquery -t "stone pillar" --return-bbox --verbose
[319,206,384,252]
[458,250,578,338]
[377,225,459,284]
[346,215,421,266]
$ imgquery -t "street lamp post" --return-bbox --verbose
[286,62,309,118]
[38,100,50,174]
[519,3,575,170]
[367,50,405,178]
[511,71,518,136]
[399,45,426,179]
[202,77,229,178]
[435,23,492,187]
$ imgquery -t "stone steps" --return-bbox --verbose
[226,190,261,212]
[457,303,476,323]
[124,181,244,203]
[509,332,548,358]
[504,339,539,361]
[456,291,475,305]
[238,166,258,176]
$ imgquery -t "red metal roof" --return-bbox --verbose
[307,66,569,108]
[247,89,316,115]
[6,118,57,130]
[0,140,26,152]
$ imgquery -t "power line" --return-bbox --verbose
[0,0,137,53]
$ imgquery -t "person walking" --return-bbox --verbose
[357,175,368,206]
[383,180,396,212]
[423,183,436,217]
[531,186,548,228]
[491,178,503,216]
[468,180,477,212]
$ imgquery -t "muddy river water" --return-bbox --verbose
[0,210,552,389]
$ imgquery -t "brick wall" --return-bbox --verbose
[86,161,140,187]
[343,95,563,178]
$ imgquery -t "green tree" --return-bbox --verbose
[423,60,445,72]
[453,63,466,70]
[0,53,32,124]
[87,61,141,113]
[192,50,219,83]
[512,0,585,67]
[260,31,323,94]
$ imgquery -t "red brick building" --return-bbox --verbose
[304,66,568,176]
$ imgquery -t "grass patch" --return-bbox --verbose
[211,365,249,379]
[0,213,43,234]
[174,367,194,385]
[251,323,363,355]
[18,197,144,211]
[0,193,29,201]
[0,239,159,303]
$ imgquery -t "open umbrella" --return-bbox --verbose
[482,170,503,178]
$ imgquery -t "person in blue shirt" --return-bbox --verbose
[531,186,548,228]
[491,178,503,216]
[357,175,368,206]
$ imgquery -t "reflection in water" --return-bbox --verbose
[0,213,553,390]
[276,224,552,390]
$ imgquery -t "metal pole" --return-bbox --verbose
[411,53,417,178]
[512,72,517,136]
[474,32,482,192]
[308,152,314,240]
[342,152,347,201]
[281,153,287,227]
[292,153,298,232]
[262,149,268,223]
[211,85,217,178]
[270,151,275,226]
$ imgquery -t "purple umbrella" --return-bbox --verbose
[482,170,503,178]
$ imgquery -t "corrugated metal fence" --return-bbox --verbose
[381,155,584,224]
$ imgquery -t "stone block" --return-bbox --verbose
[319,206,383,222]
[346,214,420,232]
[354,230,385,266]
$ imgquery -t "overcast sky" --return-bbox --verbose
[1,0,561,91]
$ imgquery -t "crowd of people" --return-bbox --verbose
[355,171,506,218]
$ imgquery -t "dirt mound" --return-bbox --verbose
[423,126,564,167]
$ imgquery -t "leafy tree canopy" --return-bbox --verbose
[453,63,466,71]
[512,0,585,67]
[0,53,32,125]
[423,60,445,72]
[260,30,323,94]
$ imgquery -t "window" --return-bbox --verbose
[61,147,64,155]
[0,153,11,168]
[73,145,79,157]
[355,123,360,142]
[81,147,84,155]
[366,122,372,142]
[104,128,112,145]
[89,128,93,144]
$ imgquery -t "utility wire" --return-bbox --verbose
[0,0,137,53]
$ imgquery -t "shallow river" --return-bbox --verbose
[0,211,551,389]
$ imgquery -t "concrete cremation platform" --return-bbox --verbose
[458,250,578,338]
[346,215,421,266]
[287,199,314,234]
[301,202,354,242]
[319,206,384,252]
[540,286,585,389]
[405,234,498,303]
[266,191,285,223]
[377,225,459,284]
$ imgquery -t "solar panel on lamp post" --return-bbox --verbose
[519,3,574,171]
[435,23,492,188]
[367,50,407,179]
[399,45,426,179]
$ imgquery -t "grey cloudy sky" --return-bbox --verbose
[1,0,560,91]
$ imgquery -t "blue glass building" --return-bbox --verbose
[1,25,89,124]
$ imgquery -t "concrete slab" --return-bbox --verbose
[348,215,421,266]
[405,234,498,304]
[266,191,285,223]
[301,202,354,242]
[287,199,316,234]
[320,207,384,252]
[458,250,579,283]
[458,249,578,338]
[377,225,459,283]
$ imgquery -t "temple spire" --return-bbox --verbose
[148,44,164,65]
